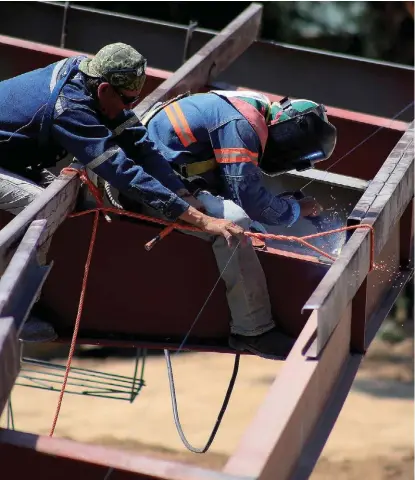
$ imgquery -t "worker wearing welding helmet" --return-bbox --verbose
[141,90,338,230]
[115,89,338,359]
[0,43,246,343]
[260,96,337,177]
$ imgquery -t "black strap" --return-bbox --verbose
[38,57,84,150]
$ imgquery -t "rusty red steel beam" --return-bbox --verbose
[133,2,263,118]
[224,262,413,480]
[0,33,406,131]
[227,85,408,181]
[0,8,412,480]
[224,305,352,480]
[230,84,408,132]
[349,222,401,352]
[223,121,414,479]
[0,166,80,274]
[0,3,263,265]
[348,124,414,226]
[0,220,52,415]
[0,428,248,480]
[0,31,407,182]
[0,2,264,416]
[302,121,414,357]
[0,318,18,417]
[0,3,263,271]
[0,33,172,84]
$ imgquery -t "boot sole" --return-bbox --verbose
[228,336,285,360]
[19,333,58,343]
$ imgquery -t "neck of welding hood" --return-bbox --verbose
[259,141,329,176]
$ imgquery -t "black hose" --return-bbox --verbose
[164,349,240,453]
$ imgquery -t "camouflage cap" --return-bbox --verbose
[79,42,147,91]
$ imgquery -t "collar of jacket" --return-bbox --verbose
[55,55,86,84]
[210,90,270,153]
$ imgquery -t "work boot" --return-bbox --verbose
[19,317,58,343]
[229,327,295,360]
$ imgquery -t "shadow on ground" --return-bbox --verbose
[351,378,413,400]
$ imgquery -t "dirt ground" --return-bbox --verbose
[2,337,413,480]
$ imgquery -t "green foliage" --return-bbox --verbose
[79,1,414,65]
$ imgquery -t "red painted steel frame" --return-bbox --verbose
[0,34,407,182]
[224,121,414,480]
[0,6,413,479]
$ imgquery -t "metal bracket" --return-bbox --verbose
[182,20,198,64]
[0,219,53,334]
[0,220,52,414]
[60,1,70,48]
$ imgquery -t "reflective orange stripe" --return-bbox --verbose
[172,102,197,145]
[164,102,196,147]
[164,105,188,146]
[214,148,258,166]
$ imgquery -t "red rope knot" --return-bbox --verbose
[61,167,112,222]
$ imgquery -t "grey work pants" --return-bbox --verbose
[0,167,56,265]
[141,191,275,337]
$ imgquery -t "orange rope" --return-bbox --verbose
[49,209,99,436]
[49,168,375,435]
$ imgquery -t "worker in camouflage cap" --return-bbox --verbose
[79,42,147,92]
[0,38,246,345]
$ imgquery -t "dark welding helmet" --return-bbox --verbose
[259,97,337,176]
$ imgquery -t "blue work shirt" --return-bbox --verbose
[0,56,189,219]
[146,92,300,226]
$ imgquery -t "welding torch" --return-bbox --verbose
[280,190,327,232]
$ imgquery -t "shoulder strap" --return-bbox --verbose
[140,91,191,126]
[38,56,85,149]
[210,90,269,152]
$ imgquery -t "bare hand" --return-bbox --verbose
[178,207,246,247]
[298,197,323,217]
[200,217,246,247]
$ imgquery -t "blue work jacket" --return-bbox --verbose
[146,92,300,226]
[0,56,189,219]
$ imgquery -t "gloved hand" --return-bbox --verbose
[278,190,323,218]
[298,196,323,218]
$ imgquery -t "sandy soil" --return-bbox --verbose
[2,338,413,479]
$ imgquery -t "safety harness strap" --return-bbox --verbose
[140,91,219,178]
[173,158,217,178]
[139,92,191,126]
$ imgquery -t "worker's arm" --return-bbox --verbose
[113,111,189,195]
[52,106,244,242]
[210,119,301,227]
[52,105,190,220]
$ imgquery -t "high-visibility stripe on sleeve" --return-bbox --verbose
[214,148,258,166]
[164,102,197,147]
[85,146,121,170]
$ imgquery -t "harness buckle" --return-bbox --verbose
[177,163,189,178]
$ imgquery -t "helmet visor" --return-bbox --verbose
[260,109,337,176]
